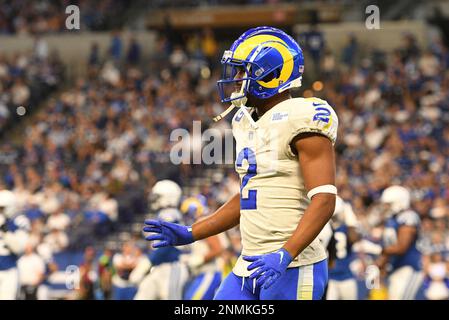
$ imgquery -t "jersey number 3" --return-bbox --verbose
[334,231,348,259]
[236,148,257,210]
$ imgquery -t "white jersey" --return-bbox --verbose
[0,214,29,299]
[134,262,189,300]
[231,97,338,277]
[0,215,29,270]
[185,233,230,275]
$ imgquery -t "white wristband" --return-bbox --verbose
[307,185,337,200]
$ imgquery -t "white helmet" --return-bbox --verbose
[0,190,17,218]
[380,185,410,214]
[149,180,182,211]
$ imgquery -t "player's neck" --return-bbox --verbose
[254,92,291,118]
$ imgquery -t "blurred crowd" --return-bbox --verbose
[0,28,231,300]
[312,30,449,299]
[317,33,449,240]
[0,24,448,299]
[0,37,64,135]
[0,0,309,35]
[146,0,299,9]
[0,0,128,35]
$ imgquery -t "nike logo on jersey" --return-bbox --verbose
[312,102,325,106]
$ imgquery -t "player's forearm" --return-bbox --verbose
[203,236,224,263]
[192,193,240,241]
[382,244,407,256]
[283,193,335,259]
[348,227,361,245]
[383,227,415,256]
[376,254,389,271]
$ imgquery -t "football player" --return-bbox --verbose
[133,180,189,300]
[144,27,338,300]
[0,190,29,299]
[180,195,225,300]
[325,196,361,300]
[376,186,424,300]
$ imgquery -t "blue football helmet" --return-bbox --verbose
[180,194,208,225]
[217,26,304,105]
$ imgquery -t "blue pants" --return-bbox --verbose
[112,285,138,300]
[184,271,222,300]
[214,259,328,300]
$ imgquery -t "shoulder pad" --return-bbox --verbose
[397,210,420,227]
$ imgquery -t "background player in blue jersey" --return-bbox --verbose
[180,195,225,300]
[326,196,361,300]
[0,190,29,299]
[376,186,424,300]
[132,180,189,300]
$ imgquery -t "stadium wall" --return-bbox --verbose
[294,20,428,57]
[0,31,157,80]
[0,21,427,79]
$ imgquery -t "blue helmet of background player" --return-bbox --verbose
[217,26,304,105]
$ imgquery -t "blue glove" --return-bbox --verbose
[243,248,293,290]
[143,219,194,248]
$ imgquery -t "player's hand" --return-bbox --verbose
[143,219,194,248]
[243,248,293,290]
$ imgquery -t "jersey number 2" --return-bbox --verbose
[236,148,257,210]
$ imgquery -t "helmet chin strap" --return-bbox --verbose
[213,82,258,129]
[230,91,247,108]
[212,104,236,123]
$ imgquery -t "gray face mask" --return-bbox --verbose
[149,193,161,211]
[379,203,396,220]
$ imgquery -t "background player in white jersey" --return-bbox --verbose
[376,186,424,300]
[0,190,29,299]
[180,195,225,300]
[132,180,189,300]
[144,27,338,300]
[325,196,361,300]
